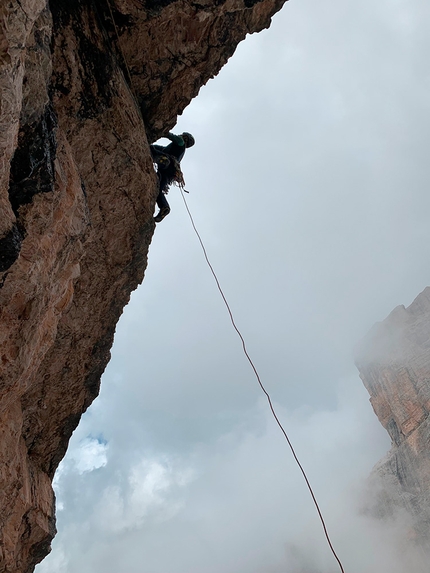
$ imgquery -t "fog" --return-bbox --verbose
[38,0,430,571]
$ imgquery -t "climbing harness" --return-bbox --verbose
[155,155,187,194]
[180,189,346,573]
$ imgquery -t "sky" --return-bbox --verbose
[37,0,430,571]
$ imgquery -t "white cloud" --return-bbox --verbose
[93,457,195,533]
[38,0,430,571]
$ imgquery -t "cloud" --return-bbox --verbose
[37,0,430,571]
[40,383,427,573]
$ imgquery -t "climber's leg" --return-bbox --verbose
[153,166,172,223]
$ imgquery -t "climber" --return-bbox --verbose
[150,132,195,223]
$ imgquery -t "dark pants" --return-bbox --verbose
[150,145,175,215]
[156,174,170,211]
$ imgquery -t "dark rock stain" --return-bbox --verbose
[0,224,23,273]
[9,103,57,216]
[387,417,404,447]
[75,32,114,119]
[244,0,264,8]
[51,0,120,119]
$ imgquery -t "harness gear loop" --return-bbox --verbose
[154,154,187,194]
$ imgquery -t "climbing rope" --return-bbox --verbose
[102,2,345,569]
[105,0,134,89]
[180,188,346,573]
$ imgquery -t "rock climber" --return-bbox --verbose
[150,132,195,223]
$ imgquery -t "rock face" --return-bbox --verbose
[0,0,287,570]
[356,287,430,541]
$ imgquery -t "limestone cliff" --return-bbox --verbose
[0,0,287,570]
[356,287,430,542]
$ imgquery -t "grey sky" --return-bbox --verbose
[38,0,430,571]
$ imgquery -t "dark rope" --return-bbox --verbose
[180,189,346,573]
[105,0,134,88]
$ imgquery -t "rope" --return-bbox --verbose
[180,189,346,573]
[102,3,345,569]
[105,0,134,88]
[104,0,148,129]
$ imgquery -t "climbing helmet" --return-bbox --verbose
[182,132,195,147]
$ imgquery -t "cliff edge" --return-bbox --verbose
[356,287,430,543]
[0,0,286,570]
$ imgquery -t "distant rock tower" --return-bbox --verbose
[356,287,430,543]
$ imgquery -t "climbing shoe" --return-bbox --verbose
[154,206,170,223]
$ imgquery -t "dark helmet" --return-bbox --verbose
[182,132,195,148]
